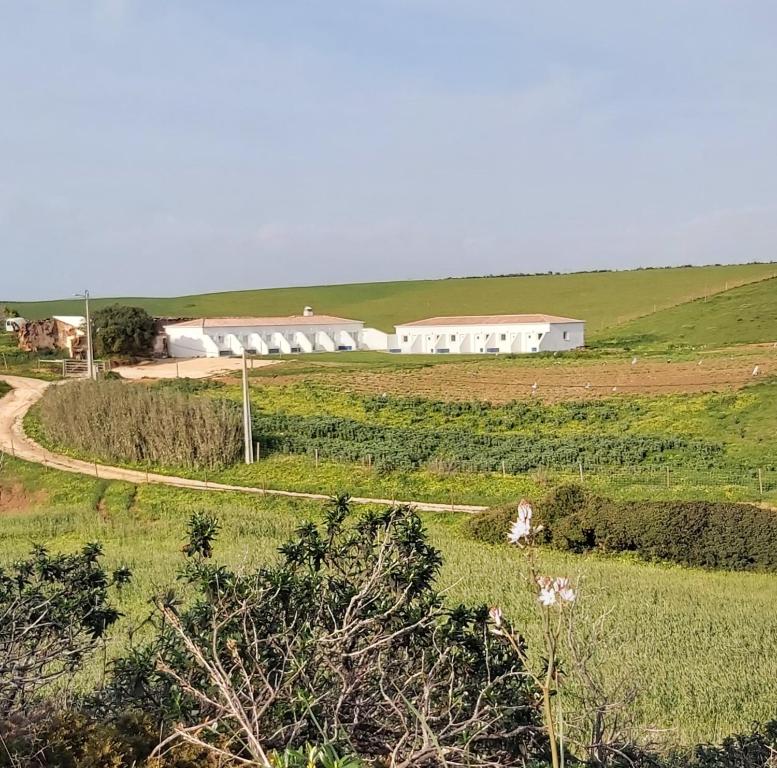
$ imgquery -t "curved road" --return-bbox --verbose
[0,375,486,514]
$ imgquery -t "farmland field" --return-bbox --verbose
[4,262,777,336]
[25,345,777,505]
[1,455,776,748]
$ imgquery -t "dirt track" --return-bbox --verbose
[0,375,485,514]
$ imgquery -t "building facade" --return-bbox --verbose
[164,309,366,358]
[393,314,585,354]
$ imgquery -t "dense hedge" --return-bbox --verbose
[38,380,242,470]
[254,413,722,473]
[467,485,777,571]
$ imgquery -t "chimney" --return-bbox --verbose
[303,306,314,317]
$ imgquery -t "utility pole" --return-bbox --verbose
[74,290,95,379]
[241,351,254,464]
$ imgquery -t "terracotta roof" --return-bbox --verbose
[166,315,364,329]
[396,314,584,327]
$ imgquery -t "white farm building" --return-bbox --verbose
[164,309,368,358]
[393,314,585,354]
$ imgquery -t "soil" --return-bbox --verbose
[250,350,777,403]
[0,483,48,513]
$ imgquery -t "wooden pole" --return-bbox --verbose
[578,461,584,483]
[315,448,319,468]
[502,459,506,477]
[666,466,670,489]
[759,468,764,496]
[241,351,254,464]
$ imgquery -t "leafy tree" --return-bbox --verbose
[92,304,156,358]
[2,306,19,318]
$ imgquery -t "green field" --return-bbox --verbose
[596,276,777,349]
[5,262,777,336]
[0,455,775,748]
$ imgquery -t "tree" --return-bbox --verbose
[2,306,19,318]
[108,498,545,767]
[92,304,156,358]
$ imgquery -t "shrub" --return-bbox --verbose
[37,379,242,470]
[467,485,777,571]
[0,543,130,720]
[107,500,546,766]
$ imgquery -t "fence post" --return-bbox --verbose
[578,461,584,483]
[666,466,670,489]
[759,468,764,496]
[502,459,506,477]
[315,448,319,468]
[255,442,260,460]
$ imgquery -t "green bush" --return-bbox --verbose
[468,484,777,571]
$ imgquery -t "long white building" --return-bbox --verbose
[393,314,585,354]
[164,309,367,358]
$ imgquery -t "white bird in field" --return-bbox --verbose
[585,382,591,390]
[612,386,618,392]
[631,356,638,366]
[531,382,538,392]
[753,365,760,376]
[698,360,703,366]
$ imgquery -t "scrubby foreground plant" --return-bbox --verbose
[108,499,546,766]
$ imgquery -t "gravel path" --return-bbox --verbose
[0,375,486,514]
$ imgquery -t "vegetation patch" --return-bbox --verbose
[468,484,777,571]
[37,379,242,470]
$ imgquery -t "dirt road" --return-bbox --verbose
[0,375,485,514]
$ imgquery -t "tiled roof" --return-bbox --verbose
[166,315,363,329]
[396,314,584,327]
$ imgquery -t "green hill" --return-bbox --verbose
[599,275,777,349]
[4,262,776,335]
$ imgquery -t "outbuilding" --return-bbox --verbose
[393,314,585,354]
[164,308,367,358]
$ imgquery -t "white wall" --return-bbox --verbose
[394,322,585,355]
[164,322,366,358]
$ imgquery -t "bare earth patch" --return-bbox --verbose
[250,348,777,403]
[0,483,48,514]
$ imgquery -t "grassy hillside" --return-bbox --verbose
[4,262,776,334]
[600,276,777,348]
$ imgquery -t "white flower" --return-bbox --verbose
[538,587,557,606]
[508,518,532,543]
[489,606,503,628]
[517,499,533,524]
[508,499,534,543]
[537,575,576,606]
[553,577,576,603]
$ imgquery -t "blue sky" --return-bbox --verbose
[2,0,777,300]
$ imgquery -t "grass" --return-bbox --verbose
[4,262,777,335]
[0,331,64,380]
[597,276,777,349]
[1,455,776,747]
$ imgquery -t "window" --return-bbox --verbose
[217,335,224,343]
[500,333,507,341]
[402,335,408,342]
[450,334,456,341]
[563,331,570,340]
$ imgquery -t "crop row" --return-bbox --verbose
[253,413,724,473]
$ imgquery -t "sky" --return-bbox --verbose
[2,1,777,300]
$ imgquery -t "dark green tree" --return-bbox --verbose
[92,304,156,358]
